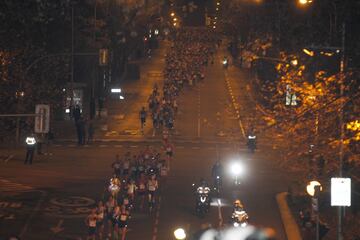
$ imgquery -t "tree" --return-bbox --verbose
[259,52,358,168]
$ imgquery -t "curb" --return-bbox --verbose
[276,192,302,240]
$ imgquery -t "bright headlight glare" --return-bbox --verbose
[231,162,244,175]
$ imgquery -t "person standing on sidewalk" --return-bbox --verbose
[139,107,147,134]
[24,133,37,165]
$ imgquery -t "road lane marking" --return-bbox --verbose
[19,190,47,238]
[217,198,223,227]
[50,219,64,234]
[130,145,138,148]
[224,72,246,139]
[0,179,33,192]
[198,86,201,138]
[152,196,162,240]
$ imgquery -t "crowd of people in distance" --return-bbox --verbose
[85,28,218,240]
[141,28,218,134]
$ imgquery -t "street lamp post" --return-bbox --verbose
[306,180,322,240]
[174,228,187,240]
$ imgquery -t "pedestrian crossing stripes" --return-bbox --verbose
[0,178,33,192]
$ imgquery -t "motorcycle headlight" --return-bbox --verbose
[231,162,245,175]
[241,222,247,227]
[233,222,239,227]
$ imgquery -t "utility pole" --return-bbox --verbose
[90,0,97,119]
[337,21,346,240]
[70,5,75,106]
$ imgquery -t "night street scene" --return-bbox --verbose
[0,0,359,240]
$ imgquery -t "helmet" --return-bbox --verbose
[234,199,242,206]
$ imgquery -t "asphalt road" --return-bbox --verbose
[0,41,290,240]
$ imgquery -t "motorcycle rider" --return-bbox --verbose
[231,199,249,227]
[223,56,228,68]
[247,127,257,151]
[197,178,210,194]
[211,161,223,186]
[195,178,211,214]
[233,199,244,212]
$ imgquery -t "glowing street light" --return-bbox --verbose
[174,228,186,240]
[170,12,175,17]
[306,180,322,197]
[217,2,220,5]
[173,17,178,22]
[299,0,313,5]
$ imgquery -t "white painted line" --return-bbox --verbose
[19,190,47,238]
[130,145,138,148]
[198,89,201,138]
[218,199,223,227]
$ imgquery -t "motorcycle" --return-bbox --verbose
[247,135,256,153]
[194,185,211,217]
[223,58,228,69]
[231,209,249,228]
[213,175,222,195]
[230,163,244,186]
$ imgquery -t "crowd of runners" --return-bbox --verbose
[140,28,217,135]
[85,28,217,240]
[85,139,173,240]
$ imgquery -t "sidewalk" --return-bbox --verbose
[50,41,169,141]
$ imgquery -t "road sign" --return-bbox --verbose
[34,104,50,133]
[331,178,351,206]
